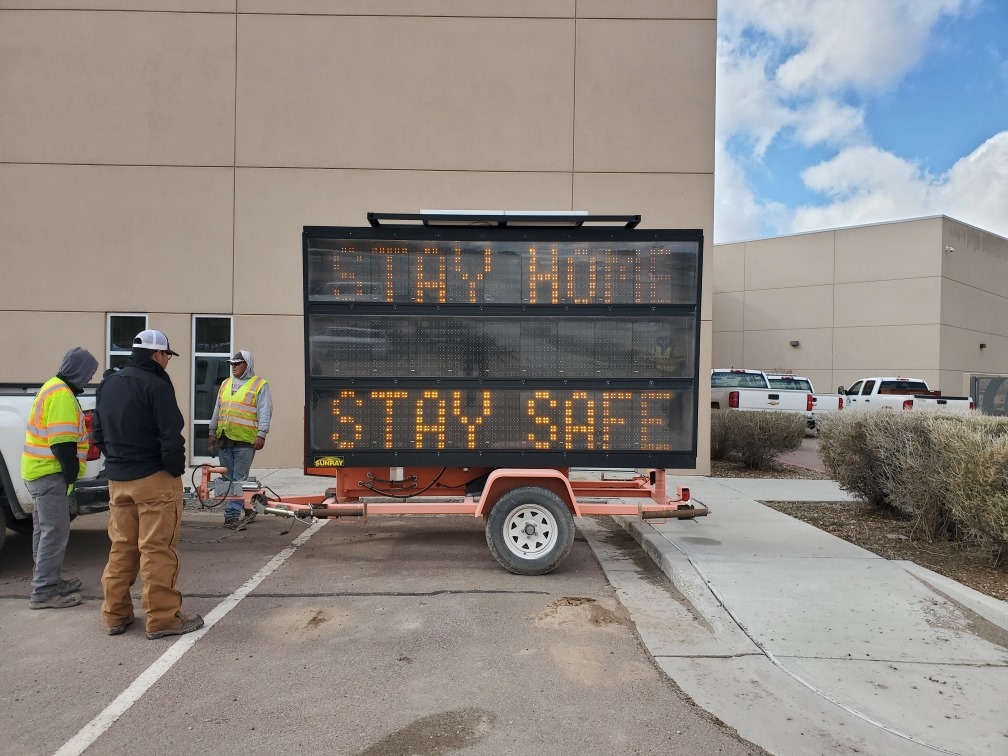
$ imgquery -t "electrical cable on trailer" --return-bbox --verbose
[190,464,227,509]
[181,465,301,542]
[360,467,448,499]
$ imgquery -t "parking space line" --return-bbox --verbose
[54,520,328,756]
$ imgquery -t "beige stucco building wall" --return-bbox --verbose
[0,2,717,473]
[712,216,1008,398]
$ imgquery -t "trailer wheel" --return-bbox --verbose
[485,487,574,576]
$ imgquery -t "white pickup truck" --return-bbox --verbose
[765,373,844,431]
[838,377,974,413]
[0,384,110,557]
[710,369,813,420]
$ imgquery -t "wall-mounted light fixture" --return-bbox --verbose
[980,343,987,350]
[789,340,800,348]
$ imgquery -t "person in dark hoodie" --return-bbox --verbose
[207,349,272,529]
[92,329,203,639]
[21,347,99,609]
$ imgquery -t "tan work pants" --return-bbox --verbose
[101,470,185,633]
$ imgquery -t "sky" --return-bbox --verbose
[714,0,1008,244]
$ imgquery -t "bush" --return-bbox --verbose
[817,411,892,508]
[818,410,1008,562]
[916,414,1008,558]
[710,409,806,469]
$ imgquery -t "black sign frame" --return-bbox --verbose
[303,221,703,469]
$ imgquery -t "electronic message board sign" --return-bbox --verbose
[303,219,702,469]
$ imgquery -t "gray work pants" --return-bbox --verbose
[27,473,72,602]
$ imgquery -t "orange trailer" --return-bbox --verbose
[204,211,707,574]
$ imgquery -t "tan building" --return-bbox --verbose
[0,2,717,471]
[713,216,1008,402]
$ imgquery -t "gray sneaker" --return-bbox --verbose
[146,614,204,640]
[30,592,83,610]
[57,577,82,596]
[107,615,136,636]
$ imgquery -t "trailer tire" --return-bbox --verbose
[485,486,574,576]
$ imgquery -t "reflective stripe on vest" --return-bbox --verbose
[21,377,87,481]
[217,375,267,444]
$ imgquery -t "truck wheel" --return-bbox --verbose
[5,515,32,535]
[485,487,575,576]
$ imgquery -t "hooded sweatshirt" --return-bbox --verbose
[208,349,272,442]
[45,347,100,484]
[57,347,99,395]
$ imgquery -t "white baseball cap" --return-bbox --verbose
[133,329,179,356]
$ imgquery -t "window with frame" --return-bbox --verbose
[107,314,148,372]
[191,316,233,460]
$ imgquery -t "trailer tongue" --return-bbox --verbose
[213,211,706,574]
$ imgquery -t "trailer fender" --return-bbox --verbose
[476,469,579,518]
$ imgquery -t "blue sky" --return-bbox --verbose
[714,0,1008,243]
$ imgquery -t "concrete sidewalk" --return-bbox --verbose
[606,477,1008,756]
[210,468,1008,754]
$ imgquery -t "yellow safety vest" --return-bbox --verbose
[215,375,267,444]
[21,377,87,482]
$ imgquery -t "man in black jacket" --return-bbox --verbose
[93,329,203,639]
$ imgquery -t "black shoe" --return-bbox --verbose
[224,517,246,531]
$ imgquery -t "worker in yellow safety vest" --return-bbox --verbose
[207,350,272,529]
[21,347,98,609]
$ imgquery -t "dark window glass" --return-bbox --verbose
[193,356,230,420]
[192,423,212,458]
[195,318,231,354]
[110,315,146,353]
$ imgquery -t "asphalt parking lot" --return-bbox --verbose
[1,510,763,756]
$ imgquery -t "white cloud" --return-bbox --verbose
[791,98,865,148]
[790,132,1008,239]
[720,0,974,96]
[713,0,1006,244]
[713,143,788,243]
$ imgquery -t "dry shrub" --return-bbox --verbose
[916,414,1008,561]
[710,408,732,461]
[817,411,890,508]
[819,410,1008,560]
[710,409,806,469]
